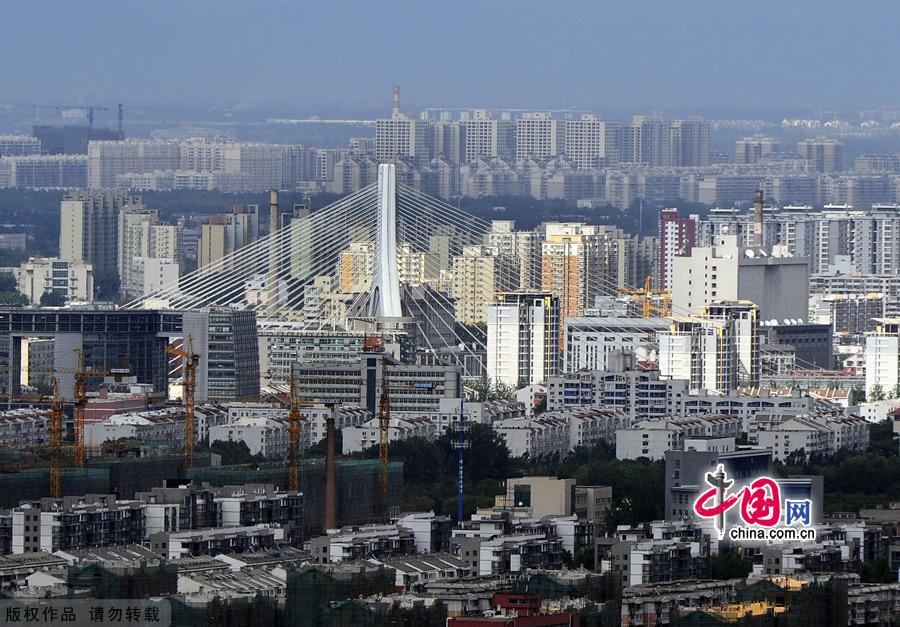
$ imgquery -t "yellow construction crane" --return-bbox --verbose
[618,275,671,318]
[166,337,199,468]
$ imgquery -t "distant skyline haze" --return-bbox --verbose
[2,0,900,115]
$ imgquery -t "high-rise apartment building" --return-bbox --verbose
[375,113,432,165]
[118,206,180,298]
[564,114,621,169]
[797,137,843,173]
[450,245,517,325]
[864,318,900,398]
[539,223,622,322]
[658,208,696,292]
[339,242,374,294]
[198,204,259,270]
[59,190,140,276]
[87,139,181,188]
[0,135,41,157]
[670,234,809,322]
[669,119,709,167]
[0,155,88,189]
[463,110,515,162]
[624,116,670,167]
[486,292,560,387]
[659,300,760,394]
[431,121,466,163]
[516,113,564,164]
[735,135,781,164]
[486,220,541,290]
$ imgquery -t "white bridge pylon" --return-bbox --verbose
[370,164,403,319]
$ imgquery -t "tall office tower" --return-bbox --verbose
[198,204,259,270]
[735,134,781,164]
[564,114,621,169]
[659,300,760,394]
[516,112,564,164]
[338,242,374,293]
[865,318,900,398]
[486,292,560,387]
[669,118,710,167]
[450,245,517,325]
[183,308,260,402]
[658,208,697,292]
[463,110,516,162]
[670,234,809,322]
[117,206,180,298]
[431,121,466,163]
[623,116,670,166]
[59,190,140,276]
[0,135,41,157]
[797,137,843,173]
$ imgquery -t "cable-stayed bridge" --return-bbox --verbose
[127,164,501,378]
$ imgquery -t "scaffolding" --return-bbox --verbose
[0,468,109,508]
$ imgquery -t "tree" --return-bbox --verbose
[711,549,753,579]
[93,269,120,301]
[868,384,886,402]
[39,290,66,306]
[208,440,261,465]
[850,385,866,405]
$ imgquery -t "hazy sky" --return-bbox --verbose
[4,0,900,114]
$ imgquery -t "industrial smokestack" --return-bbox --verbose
[754,189,764,247]
[269,189,279,235]
[324,414,337,530]
[392,85,400,116]
[117,104,124,136]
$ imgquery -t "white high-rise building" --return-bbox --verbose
[564,114,620,169]
[658,301,760,394]
[486,292,560,388]
[129,257,180,298]
[516,113,564,164]
[670,234,809,322]
[865,318,900,398]
[118,206,180,298]
[463,110,516,162]
[375,114,432,165]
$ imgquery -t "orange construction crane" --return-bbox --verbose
[166,337,199,468]
[48,377,63,498]
[71,349,129,468]
[378,375,390,519]
[287,373,303,492]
